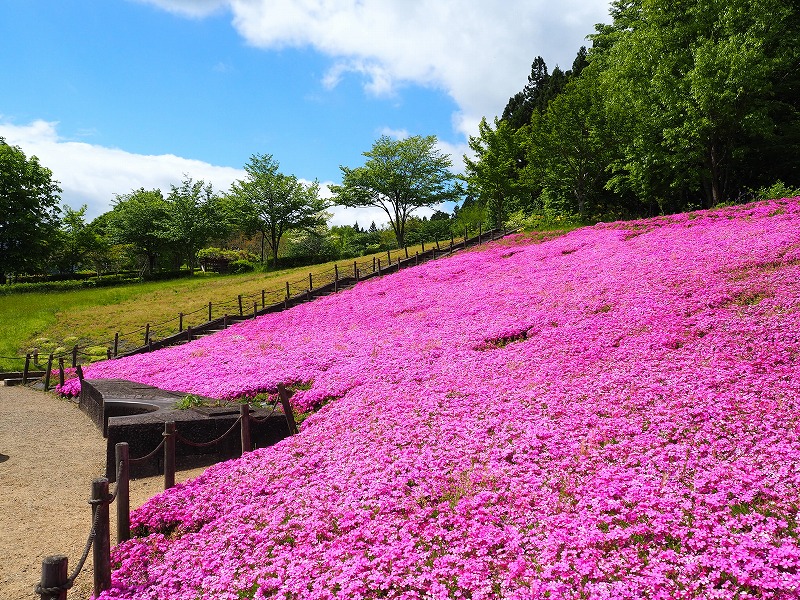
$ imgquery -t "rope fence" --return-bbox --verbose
[35,384,298,599]
[3,227,512,384]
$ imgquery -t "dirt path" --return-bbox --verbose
[0,385,208,600]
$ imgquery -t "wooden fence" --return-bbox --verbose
[34,384,298,599]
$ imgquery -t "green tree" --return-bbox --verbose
[228,154,328,267]
[0,138,61,282]
[331,135,460,248]
[463,117,528,227]
[593,0,800,209]
[52,205,103,274]
[166,176,226,271]
[108,188,170,275]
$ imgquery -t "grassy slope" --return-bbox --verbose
[0,238,476,371]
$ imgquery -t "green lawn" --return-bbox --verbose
[0,238,472,372]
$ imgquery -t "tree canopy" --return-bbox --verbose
[227,154,328,267]
[331,135,460,247]
[0,138,62,283]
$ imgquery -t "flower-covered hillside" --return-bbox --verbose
[96,199,800,599]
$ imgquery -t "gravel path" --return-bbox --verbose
[0,384,208,600]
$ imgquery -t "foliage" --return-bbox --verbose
[107,188,170,275]
[165,176,227,271]
[227,154,328,268]
[331,135,461,247]
[753,180,800,201]
[51,205,104,275]
[0,138,62,283]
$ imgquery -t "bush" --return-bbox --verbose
[229,259,256,274]
[754,180,800,201]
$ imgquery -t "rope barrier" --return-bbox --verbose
[174,417,242,448]
[127,439,165,465]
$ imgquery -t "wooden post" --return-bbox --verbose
[451,232,455,248]
[113,333,119,357]
[44,354,53,391]
[179,313,184,332]
[354,261,359,282]
[223,314,228,328]
[436,239,440,251]
[253,302,258,319]
[464,226,468,246]
[309,272,313,291]
[334,264,339,292]
[405,247,409,259]
[106,348,111,360]
[187,326,193,342]
[240,404,251,454]
[422,240,425,253]
[37,555,68,600]
[164,422,176,490]
[277,384,298,435]
[387,250,391,264]
[23,353,30,385]
[285,281,290,299]
[479,223,482,244]
[377,258,382,275]
[91,477,111,597]
[58,358,65,388]
[208,302,212,322]
[71,345,78,368]
[238,295,243,316]
[115,443,130,543]
[148,338,153,353]
[144,324,150,347]
[372,256,376,273]
[415,252,419,266]
[261,289,266,308]
[76,364,84,381]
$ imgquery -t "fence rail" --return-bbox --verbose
[34,384,298,599]
[4,226,513,386]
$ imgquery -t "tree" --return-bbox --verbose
[593,0,800,209]
[108,188,170,275]
[52,205,103,274]
[228,154,328,267]
[0,138,61,282]
[331,135,460,248]
[463,117,528,227]
[165,176,226,271]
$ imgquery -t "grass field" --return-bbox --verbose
[0,238,472,372]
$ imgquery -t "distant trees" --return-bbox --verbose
[107,188,170,275]
[227,154,328,268]
[0,138,62,283]
[331,135,461,247]
[165,176,226,272]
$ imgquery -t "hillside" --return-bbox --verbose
[80,199,800,599]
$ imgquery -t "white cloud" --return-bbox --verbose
[215,0,611,137]
[0,119,244,220]
[0,118,395,227]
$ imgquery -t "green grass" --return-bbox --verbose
[0,237,478,372]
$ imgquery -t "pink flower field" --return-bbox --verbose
[73,199,800,599]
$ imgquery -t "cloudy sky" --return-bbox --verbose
[0,0,611,225]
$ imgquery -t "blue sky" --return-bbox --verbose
[0,0,611,225]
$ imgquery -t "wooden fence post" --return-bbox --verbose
[240,404,251,454]
[179,313,184,332]
[164,422,176,490]
[464,226,468,246]
[106,348,111,360]
[223,314,228,329]
[208,302,212,322]
[113,333,119,357]
[372,256,376,273]
[144,325,150,347]
[277,384,298,435]
[354,261,359,282]
[71,346,78,368]
[405,247,409,259]
[415,252,419,266]
[479,223,482,244]
[44,354,53,391]
[285,281,290,300]
[334,265,339,292]
[37,555,68,600]
[58,358,65,388]
[76,364,84,381]
[91,477,111,597]
[309,273,313,291]
[422,240,426,252]
[23,353,30,385]
[253,302,258,319]
[115,443,130,543]
[238,295,243,316]
[261,289,266,308]
[377,258,382,275]
[186,326,193,342]
[387,250,391,265]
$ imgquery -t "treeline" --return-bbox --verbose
[464,0,800,223]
